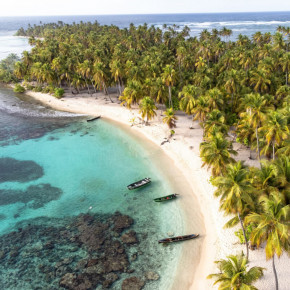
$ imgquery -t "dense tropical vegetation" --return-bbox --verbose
[0,21,289,289]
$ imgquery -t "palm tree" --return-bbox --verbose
[139,97,157,125]
[245,193,290,290]
[207,252,264,289]
[203,109,228,137]
[163,108,178,128]
[77,60,93,95]
[212,161,254,259]
[119,80,142,108]
[110,59,123,95]
[200,134,237,177]
[250,69,271,93]
[240,93,268,162]
[281,52,290,86]
[192,96,209,125]
[224,69,240,111]
[205,88,224,112]
[273,155,290,203]
[161,64,176,108]
[93,61,109,95]
[261,112,289,160]
[178,85,201,115]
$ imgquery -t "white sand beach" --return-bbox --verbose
[25,89,289,290]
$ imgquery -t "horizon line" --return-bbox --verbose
[1,10,290,18]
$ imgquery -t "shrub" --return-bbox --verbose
[25,84,35,90]
[33,86,43,92]
[13,84,25,93]
[41,86,50,93]
[54,88,65,98]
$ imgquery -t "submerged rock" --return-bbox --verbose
[0,157,44,183]
[59,273,76,288]
[121,230,138,245]
[122,277,145,290]
[112,212,134,234]
[0,212,143,289]
[145,271,160,281]
[0,183,63,208]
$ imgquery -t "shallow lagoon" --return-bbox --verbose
[0,87,185,289]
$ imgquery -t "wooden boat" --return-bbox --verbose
[154,193,178,202]
[158,234,199,244]
[87,116,101,122]
[127,178,151,190]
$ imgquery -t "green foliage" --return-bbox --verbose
[0,54,19,83]
[54,88,65,98]
[208,252,265,289]
[235,224,255,244]
[166,96,179,110]
[42,85,56,94]
[24,83,35,90]
[226,112,238,126]
[32,86,43,92]
[13,84,25,93]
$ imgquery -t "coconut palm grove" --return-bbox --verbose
[0,21,289,289]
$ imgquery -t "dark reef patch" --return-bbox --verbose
[0,214,6,220]
[0,184,62,209]
[0,157,44,183]
[0,212,150,289]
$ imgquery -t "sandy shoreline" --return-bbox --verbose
[24,89,289,290]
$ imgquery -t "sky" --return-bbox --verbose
[1,0,290,16]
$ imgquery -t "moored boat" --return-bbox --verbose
[127,177,151,190]
[154,193,178,202]
[158,234,199,244]
[87,116,101,122]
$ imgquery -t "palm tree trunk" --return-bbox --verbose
[238,212,249,260]
[272,255,279,290]
[104,83,113,103]
[85,79,91,95]
[255,126,261,162]
[91,80,97,93]
[168,85,172,108]
[286,70,288,86]
[272,141,275,161]
[118,79,122,95]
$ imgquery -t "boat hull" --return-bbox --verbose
[127,178,151,190]
[158,234,199,244]
[154,194,177,202]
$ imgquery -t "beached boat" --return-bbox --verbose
[158,234,199,244]
[127,178,151,190]
[87,116,101,122]
[154,193,178,202]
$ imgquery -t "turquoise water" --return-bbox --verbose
[0,87,184,289]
